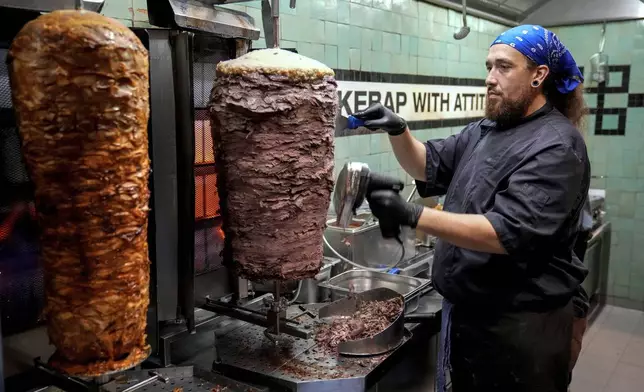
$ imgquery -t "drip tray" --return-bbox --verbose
[33,366,267,392]
[106,367,266,392]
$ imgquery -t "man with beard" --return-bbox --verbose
[352,25,590,392]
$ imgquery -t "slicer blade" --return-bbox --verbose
[332,162,370,228]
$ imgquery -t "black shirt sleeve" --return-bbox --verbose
[484,142,586,257]
[415,122,477,198]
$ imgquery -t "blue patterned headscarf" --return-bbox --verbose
[491,25,584,94]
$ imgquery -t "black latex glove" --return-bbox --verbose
[367,190,424,229]
[353,103,408,136]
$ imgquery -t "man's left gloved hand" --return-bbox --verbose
[367,190,425,229]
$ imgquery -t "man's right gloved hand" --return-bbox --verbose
[352,103,408,136]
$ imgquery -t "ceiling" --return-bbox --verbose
[449,0,552,23]
[442,0,644,26]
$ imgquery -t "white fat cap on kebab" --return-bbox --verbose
[216,48,335,80]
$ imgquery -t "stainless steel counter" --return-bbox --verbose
[582,222,611,300]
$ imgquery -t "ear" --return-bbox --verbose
[533,65,550,87]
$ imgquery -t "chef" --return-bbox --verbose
[352,25,590,392]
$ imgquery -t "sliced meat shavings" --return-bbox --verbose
[315,297,403,350]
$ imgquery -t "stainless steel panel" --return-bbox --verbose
[396,249,434,278]
[146,29,180,324]
[582,238,601,297]
[0,0,104,12]
[324,220,417,269]
[598,222,612,298]
[294,257,344,304]
[582,222,611,298]
[167,0,260,40]
[321,270,428,295]
[319,270,432,313]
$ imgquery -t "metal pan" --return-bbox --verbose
[318,287,436,356]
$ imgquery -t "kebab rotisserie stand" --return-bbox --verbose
[0,1,442,392]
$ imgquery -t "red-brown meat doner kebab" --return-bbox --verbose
[210,49,337,281]
[8,10,151,376]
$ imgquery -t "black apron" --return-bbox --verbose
[449,301,573,392]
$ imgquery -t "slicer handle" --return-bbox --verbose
[379,219,401,239]
[367,172,404,193]
[347,115,365,129]
[404,312,438,323]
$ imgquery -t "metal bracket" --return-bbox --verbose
[158,0,260,40]
[261,0,296,48]
[0,0,104,13]
[120,371,169,392]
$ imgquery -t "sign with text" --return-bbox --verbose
[336,81,487,121]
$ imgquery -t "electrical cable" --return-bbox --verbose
[288,280,303,304]
[323,230,406,273]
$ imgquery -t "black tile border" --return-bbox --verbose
[589,108,626,136]
[333,69,486,87]
[583,65,632,136]
[585,65,630,94]
[629,94,644,108]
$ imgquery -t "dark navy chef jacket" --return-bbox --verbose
[417,103,590,313]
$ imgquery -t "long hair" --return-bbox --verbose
[543,78,588,133]
[529,62,588,134]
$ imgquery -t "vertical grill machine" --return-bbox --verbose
[0,0,318,379]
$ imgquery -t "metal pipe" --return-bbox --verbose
[406,184,418,203]
[273,281,281,335]
[271,0,280,47]
[121,371,169,392]
[173,31,197,334]
[421,0,518,27]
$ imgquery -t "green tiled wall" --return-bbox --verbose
[99,0,154,27]
[213,0,507,186]
[101,0,506,184]
[551,21,644,309]
[100,2,644,307]
[98,2,644,307]
[97,0,507,188]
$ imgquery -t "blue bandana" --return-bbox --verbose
[491,25,584,94]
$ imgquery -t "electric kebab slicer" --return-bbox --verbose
[333,161,405,240]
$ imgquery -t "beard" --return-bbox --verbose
[485,87,536,126]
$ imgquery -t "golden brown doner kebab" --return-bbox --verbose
[9,10,151,376]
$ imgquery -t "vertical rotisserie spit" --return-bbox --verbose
[8,10,151,376]
[210,48,337,281]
